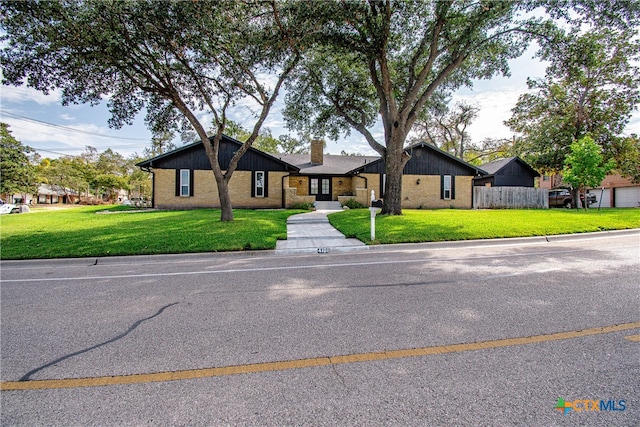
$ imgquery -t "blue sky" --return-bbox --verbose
[1,45,638,160]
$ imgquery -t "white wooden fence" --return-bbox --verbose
[474,186,548,209]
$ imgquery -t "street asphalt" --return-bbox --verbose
[1,227,639,426]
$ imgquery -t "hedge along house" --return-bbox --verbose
[136,136,486,210]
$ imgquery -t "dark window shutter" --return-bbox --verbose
[251,171,256,197]
[440,175,444,199]
[175,169,180,196]
[264,171,268,197]
[189,169,194,196]
[451,175,455,200]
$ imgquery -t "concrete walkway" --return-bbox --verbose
[275,202,368,254]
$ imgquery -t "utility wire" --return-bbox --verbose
[0,110,149,142]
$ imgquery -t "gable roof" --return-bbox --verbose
[349,141,487,176]
[478,156,539,177]
[136,134,299,172]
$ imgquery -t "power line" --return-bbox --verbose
[0,110,149,142]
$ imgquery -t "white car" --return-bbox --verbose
[0,204,18,214]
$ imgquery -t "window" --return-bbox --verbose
[255,171,265,197]
[443,175,452,200]
[180,169,190,197]
[310,178,319,195]
[441,175,455,200]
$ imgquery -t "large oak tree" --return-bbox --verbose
[1,0,306,221]
[283,0,638,215]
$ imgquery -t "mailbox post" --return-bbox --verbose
[370,190,381,241]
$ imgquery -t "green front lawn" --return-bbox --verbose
[0,206,305,260]
[1,206,638,260]
[329,208,640,244]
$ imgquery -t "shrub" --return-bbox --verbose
[289,202,314,210]
[342,198,366,209]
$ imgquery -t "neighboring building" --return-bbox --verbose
[136,136,486,209]
[473,156,539,188]
[538,173,640,208]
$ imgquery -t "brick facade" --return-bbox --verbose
[154,169,288,209]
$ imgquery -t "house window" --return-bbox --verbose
[441,175,454,200]
[180,169,190,197]
[310,178,319,195]
[255,171,265,197]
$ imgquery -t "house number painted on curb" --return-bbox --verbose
[317,248,329,254]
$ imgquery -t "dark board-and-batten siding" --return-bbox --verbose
[147,141,296,172]
[357,146,479,176]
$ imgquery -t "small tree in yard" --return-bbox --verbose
[562,136,614,209]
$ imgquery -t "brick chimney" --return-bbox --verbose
[310,139,324,165]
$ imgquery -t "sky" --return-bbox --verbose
[1,46,639,161]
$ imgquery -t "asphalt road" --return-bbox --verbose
[1,231,639,426]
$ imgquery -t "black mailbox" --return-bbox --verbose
[371,199,383,208]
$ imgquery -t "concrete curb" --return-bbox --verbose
[1,229,637,267]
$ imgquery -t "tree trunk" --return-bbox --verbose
[381,134,410,215]
[217,177,234,221]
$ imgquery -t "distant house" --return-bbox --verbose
[136,136,486,210]
[473,156,539,188]
[539,173,640,208]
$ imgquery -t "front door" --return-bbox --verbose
[310,176,332,201]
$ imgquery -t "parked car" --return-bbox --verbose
[548,188,597,208]
[0,204,19,214]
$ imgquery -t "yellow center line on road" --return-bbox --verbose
[2,321,639,391]
[624,334,640,342]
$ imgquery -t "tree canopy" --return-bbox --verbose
[1,0,307,220]
[0,123,37,199]
[507,27,640,174]
[283,0,638,214]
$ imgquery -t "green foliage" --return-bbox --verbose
[284,0,638,215]
[562,136,615,193]
[0,0,308,221]
[612,135,640,183]
[288,202,314,210]
[508,27,640,173]
[341,199,366,209]
[225,120,308,154]
[328,208,640,244]
[411,101,480,160]
[0,207,306,260]
[0,122,37,197]
[92,174,129,201]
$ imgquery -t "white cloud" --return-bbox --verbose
[452,86,526,142]
[1,85,62,105]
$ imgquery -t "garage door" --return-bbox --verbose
[592,188,611,208]
[615,187,640,207]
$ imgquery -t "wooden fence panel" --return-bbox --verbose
[473,187,548,209]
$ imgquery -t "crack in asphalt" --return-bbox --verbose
[19,302,179,382]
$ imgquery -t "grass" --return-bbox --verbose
[1,206,638,260]
[328,208,640,244]
[0,205,306,260]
